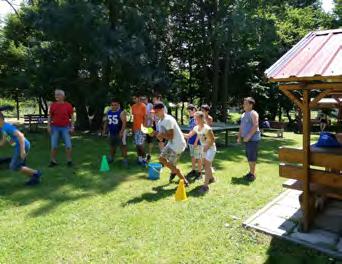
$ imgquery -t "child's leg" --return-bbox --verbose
[204,159,213,186]
[21,166,38,176]
[50,127,59,162]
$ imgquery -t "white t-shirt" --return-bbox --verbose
[193,124,216,149]
[158,114,186,154]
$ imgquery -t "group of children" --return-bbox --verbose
[0,92,261,194]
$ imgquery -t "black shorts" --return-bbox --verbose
[109,135,121,147]
[245,141,259,162]
[146,134,154,144]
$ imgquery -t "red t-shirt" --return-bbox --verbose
[50,102,73,127]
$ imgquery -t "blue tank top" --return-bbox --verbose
[188,117,200,145]
[241,111,261,142]
[107,109,123,135]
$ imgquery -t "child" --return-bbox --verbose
[186,104,202,181]
[185,111,216,194]
[201,104,213,126]
[0,112,41,185]
[105,99,128,166]
[152,103,189,186]
[237,97,261,181]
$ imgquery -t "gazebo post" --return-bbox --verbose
[302,88,311,232]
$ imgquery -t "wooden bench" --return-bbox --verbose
[261,121,285,138]
[24,114,48,132]
[279,147,342,200]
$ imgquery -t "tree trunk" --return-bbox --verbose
[222,54,230,123]
[211,0,219,120]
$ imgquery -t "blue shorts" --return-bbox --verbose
[10,142,30,171]
[245,141,259,162]
[51,126,72,149]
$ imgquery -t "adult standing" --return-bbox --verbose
[131,95,147,166]
[237,97,261,181]
[48,89,74,167]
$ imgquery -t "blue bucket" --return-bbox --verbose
[148,163,162,180]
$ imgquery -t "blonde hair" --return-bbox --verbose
[194,111,206,124]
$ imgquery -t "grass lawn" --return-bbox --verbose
[0,131,337,263]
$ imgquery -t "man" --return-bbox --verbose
[105,98,128,166]
[0,112,42,185]
[131,95,147,166]
[152,103,189,186]
[48,89,74,167]
[237,97,261,181]
[201,104,213,126]
[142,96,154,162]
[185,104,202,181]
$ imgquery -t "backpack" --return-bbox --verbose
[314,132,341,148]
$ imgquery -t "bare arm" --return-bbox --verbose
[184,129,196,139]
[157,129,174,140]
[120,111,127,136]
[13,130,26,158]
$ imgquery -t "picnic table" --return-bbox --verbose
[180,123,240,147]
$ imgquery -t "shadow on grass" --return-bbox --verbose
[123,183,177,206]
[0,132,301,217]
[265,237,333,263]
[0,133,146,217]
[231,176,253,186]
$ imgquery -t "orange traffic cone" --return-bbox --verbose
[175,179,187,201]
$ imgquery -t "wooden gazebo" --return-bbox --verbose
[265,29,342,232]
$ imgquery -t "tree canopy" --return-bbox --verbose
[0,0,338,129]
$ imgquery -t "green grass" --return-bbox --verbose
[0,132,336,263]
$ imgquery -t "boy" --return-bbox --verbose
[142,96,154,162]
[152,103,189,186]
[0,112,41,185]
[131,95,147,166]
[186,104,202,181]
[106,99,128,166]
[237,97,261,181]
[201,104,213,126]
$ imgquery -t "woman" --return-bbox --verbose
[184,111,216,194]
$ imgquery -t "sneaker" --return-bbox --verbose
[146,154,151,162]
[247,173,256,181]
[198,185,209,194]
[208,177,216,184]
[141,159,148,167]
[48,161,58,167]
[169,173,176,183]
[67,161,73,167]
[25,171,41,186]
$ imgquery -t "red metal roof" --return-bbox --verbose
[265,29,342,82]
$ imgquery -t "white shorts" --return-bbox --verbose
[203,146,216,162]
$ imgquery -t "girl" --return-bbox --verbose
[185,111,216,194]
